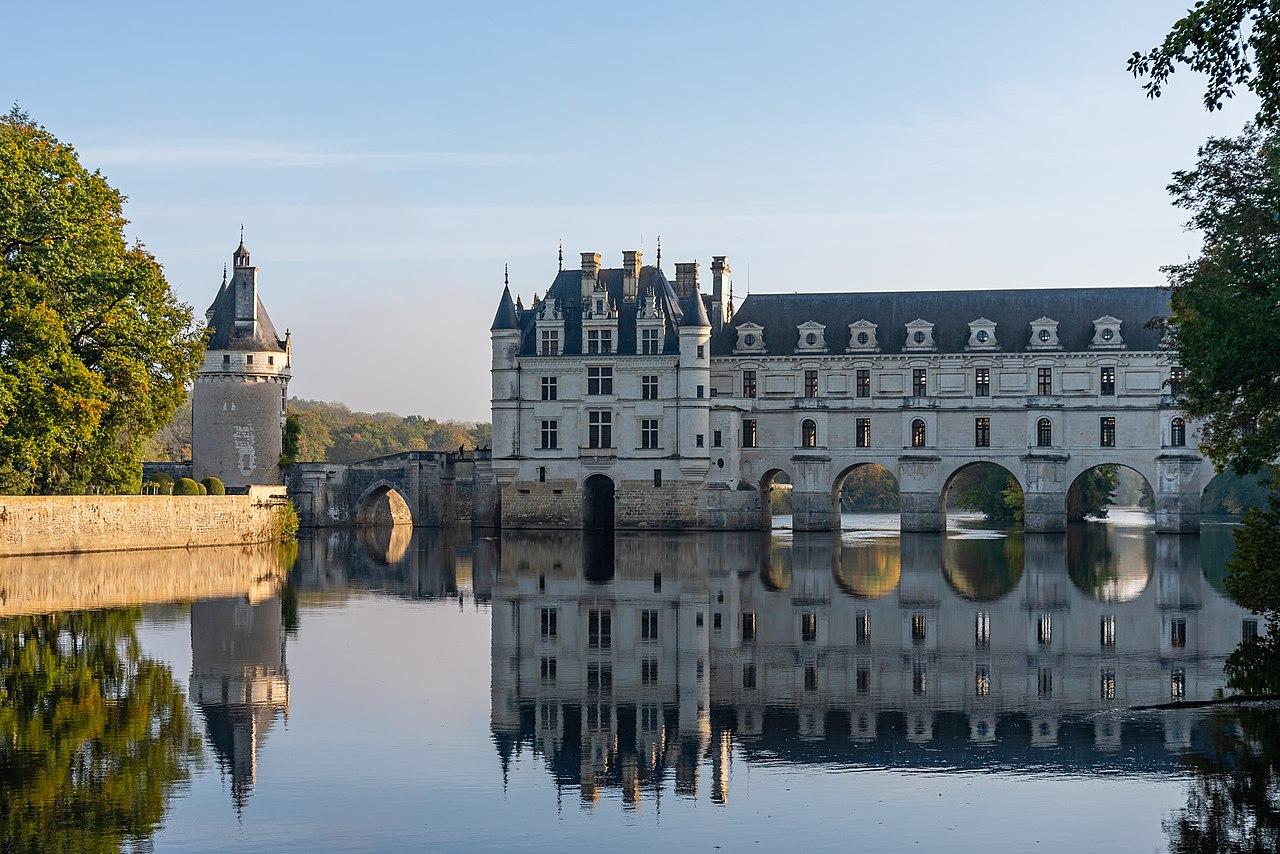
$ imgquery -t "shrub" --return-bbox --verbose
[173,477,201,495]
[197,482,207,495]
[200,476,225,495]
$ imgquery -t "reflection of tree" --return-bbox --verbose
[0,610,202,852]
[941,535,1025,601]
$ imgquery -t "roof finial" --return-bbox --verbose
[222,263,227,285]
[504,263,509,288]
[656,234,661,269]
[239,223,244,245]
[557,240,563,271]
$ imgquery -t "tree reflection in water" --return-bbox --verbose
[0,609,202,852]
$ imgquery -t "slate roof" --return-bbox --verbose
[491,285,519,330]
[714,286,1170,356]
[206,276,286,352]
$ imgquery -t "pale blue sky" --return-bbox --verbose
[3,1,1255,421]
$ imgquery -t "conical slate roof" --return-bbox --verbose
[206,281,286,352]
[491,285,519,330]
[682,287,711,327]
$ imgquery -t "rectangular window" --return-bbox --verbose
[912,369,927,397]
[537,466,546,483]
[696,611,704,628]
[1038,667,1054,697]
[856,666,871,693]
[742,664,757,690]
[1037,367,1052,395]
[588,410,612,448]
[586,663,612,694]
[268,355,274,365]
[856,611,871,645]
[540,657,557,683]
[975,368,990,397]
[804,666,818,692]
[801,613,817,643]
[1038,613,1052,645]
[1171,618,1187,649]
[911,613,926,644]
[912,661,927,695]
[856,417,871,448]
[246,354,253,364]
[640,418,659,450]
[539,419,558,450]
[540,375,557,401]
[540,329,559,356]
[804,370,818,397]
[975,664,990,697]
[222,354,230,365]
[641,327,659,355]
[653,572,662,592]
[742,419,757,448]
[1171,668,1186,700]
[741,612,757,642]
[695,433,704,447]
[856,369,871,398]
[713,612,722,632]
[974,417,990,448]
[696,344,705,359]
[742,370,757,398]
[586,329,613,354]
[1101,615,1116,648]
[641,375,658,400]
[653,468,662,488]
[588,609,612,649]
[1100,367,1115,396]
[713,430,723,448]
[696,659,704,682]
[1244,619,1259,641]
[540,607,557,639]
[587,366,613,395]
[1101,668,1116,701]
[1169,365,1185,396]
[641,609,659,642]
[641,659,659,686]
[696,384,705,398]
[1100,416,1116,448]
[975,611,991,647]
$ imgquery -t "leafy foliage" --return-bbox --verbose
[0,107,203,494]
[172,477,200,496]
[1068,465,1121,521]
[838,465,899,512]
[1130,1,1280,127]
[283,398,491,463]
[0,610,203,852]
[200,476,225,495]
[1224,495,1280,628]
[947,464,1024,524]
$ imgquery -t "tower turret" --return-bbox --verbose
[678,276,711,474]
[490,278,522,465]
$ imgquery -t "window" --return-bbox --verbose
[742,370,757,398]
[641,375,658,400]
[974,417,990,448]
[1037,367,1052,395]
[1037,613,1052,645]
[653,468,662,487]
[696,611,704,628]
[641,659,659,685]
[856,666,871,693]
[1038,668,1053,698]
[742,665,757,690]
[641,609,659,642]
[696,384,705,399]
[1101,615,1116,648]
[539,420,558,450]
[911,419,926,448]
[653,573,662,592]
[588,609,612,649]
[540,657,557,683]
[540,329,559,356]
[640,419,659,450]
[586,329,612,354]
[1100,416,1116,448]
[1244,619,1259,641]
[1100,366,1115,396]
[804,370,818,397]
[540,607,557,639]
[975,664,991,697]
[912,662,927,695]
[856,611,871,645]
[587,366,613,395]
[713,430,722,448]
[246,354,253,364]
[1101,668,1116,701]
[713,612,722,632]
[742,419,757,448]
[1037,418,1052,447]
[741,612,757,642]
[697,344,705,359]
[801,419,818,448]
[1169,365,1185,396]
[912,369,927,397]
[640,327,660,355]
[804,666,818,692]
[586,664,612,694]
[1172,668,1186,699]
[640,705,659,731]
[1171,417,1186,447]
[856,369,871,398]
[696,659,704,682]
[856,417,871,448]
[975,368,990,397]
[540,376,558,401]
[588,410,612,448]
[695,433,704,447]
[911,612,926,644]
[801,613,817,643]
[975,611,991,647]
[537,466,546,483]
[1171,618,1187,649]
[222,354,230,365]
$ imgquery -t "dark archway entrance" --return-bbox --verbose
[760,469,792,530]
[582,474,615,531]
[355,482,413,527]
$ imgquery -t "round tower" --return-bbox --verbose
[192,239,292,489]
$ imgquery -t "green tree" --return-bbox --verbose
[0,610,203,852]
[172,477,200,495]
[1068,465,1121,521]
[948,464,1024,525]
[838,465,899,512]
[1224,496,1280,628]
[0,107,204,494]
[1130,1,1280,127]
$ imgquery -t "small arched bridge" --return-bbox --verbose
[285,450,498,528]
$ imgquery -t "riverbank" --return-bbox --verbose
[0,487,295,556]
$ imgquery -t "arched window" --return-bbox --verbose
[801,419,818,448]
[1170,417,1186,447]
[911,419,926,448]
[1037,418,1052,448]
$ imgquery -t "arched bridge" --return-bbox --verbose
[285,450,498,528]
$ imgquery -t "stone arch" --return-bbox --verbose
[355,480,414,527]
[759,466,794,530]
[831,461,901,528]
[940,460,1026,530]
[1065,463,1154,523]
[582,473,615,531]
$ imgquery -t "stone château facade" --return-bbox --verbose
[490,249,1207,533]
[193,241,291,489]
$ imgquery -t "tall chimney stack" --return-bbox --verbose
[710,256,731,327]
[580,251,601,300]
[622,250,642,302]
[674,261,700,300]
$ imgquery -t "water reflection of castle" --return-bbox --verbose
[490,525,1259,804]
[190,596,289,812]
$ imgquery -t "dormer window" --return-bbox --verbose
[1029,317,1060,350]
[1091,316,1124,349]
[596,299,604,315]
[904,319,936,352]
[734,322,766,355]
[846,320,879,353]
[795,321,827,353]
[966,318,998,351]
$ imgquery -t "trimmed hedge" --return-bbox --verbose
[173,477,202,495]
[200,476,226,495]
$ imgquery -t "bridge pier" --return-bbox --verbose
[1023,452,1069,533]
[1155,452,1204,534]
[900,491,944,532]
[791,490,839,531]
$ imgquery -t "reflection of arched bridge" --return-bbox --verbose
[285,450,498,528]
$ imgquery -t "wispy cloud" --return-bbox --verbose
[80,139,534,169]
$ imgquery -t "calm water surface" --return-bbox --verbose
[2,514,1274,853]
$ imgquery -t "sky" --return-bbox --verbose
[2,1,1258,422]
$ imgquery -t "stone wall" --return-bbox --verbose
[0,488,291,557]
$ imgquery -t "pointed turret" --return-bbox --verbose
[682,286,711,328]
[491,285,519,330]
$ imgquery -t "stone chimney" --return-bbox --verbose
[580,251,601,300]
[674,261,700,300]
[233,258,258,337]
[622,250,642,302]
[711,256,730,327]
